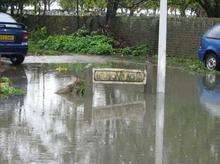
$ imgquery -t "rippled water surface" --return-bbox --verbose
[0,63,219,164]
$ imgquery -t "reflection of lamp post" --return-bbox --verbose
[155,93,165,164]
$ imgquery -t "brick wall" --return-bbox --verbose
[112,17,220,58]
[167,17,220,57]
[21,15,220,58]
[20,15,105,34]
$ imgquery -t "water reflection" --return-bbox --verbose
[0,65,27,116]
[0,64,154,164]
[0,65,219,164]
[198,73,220,118]
[155,93,165,164]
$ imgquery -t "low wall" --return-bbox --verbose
[20,15,220,58]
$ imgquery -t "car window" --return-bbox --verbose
[0,12,16,23]
[0,13,23,28]
[206,24,220,39]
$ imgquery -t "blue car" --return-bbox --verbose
[0,12,28,65]
[198,24,220,70]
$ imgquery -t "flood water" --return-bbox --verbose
[0,63,219,164]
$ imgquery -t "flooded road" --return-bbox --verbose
[0,63,219,164]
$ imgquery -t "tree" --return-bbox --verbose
[106,0,119,24]
[120,0,150,16]
[106,0,150,24]
[168,0,220,18]
[196,0,220,17]
[0,0,31,15]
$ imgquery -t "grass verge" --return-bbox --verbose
[148,56,209,74]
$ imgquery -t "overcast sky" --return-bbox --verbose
[25,1,61,10]
[50,2,61,9]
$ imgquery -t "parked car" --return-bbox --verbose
[0,12,28,65]
[198,24,220,70]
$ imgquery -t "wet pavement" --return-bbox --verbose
[0,61,220,164]
[24,55,122,64]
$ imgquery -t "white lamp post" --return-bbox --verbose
[155,0,167,164]
[157,0,168,93]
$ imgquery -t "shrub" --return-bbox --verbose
[38,34,114,55]
[121,47,132,56]
[30,27,48,42]
[30,27,152,57]
[74,27,90,37]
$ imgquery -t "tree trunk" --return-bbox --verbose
[180,10,185,17]
[10,4,14,15]
[215,2,220,17]
[18,2,24,16]
[34,3,37,15]
[129,9,134,17]
[106,0,119,25]
[76,0,80,29]
[43,0,47,15]
[48,3,51,11]
[153,8,156,15]
[179,6,186,17]
[38,1,41,15]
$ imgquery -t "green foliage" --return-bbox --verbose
[165,56,217,74]
[0,77,23,97]
[29,27,151,57]
[55,65,69,73]
[74,27,90,37]
[37,34,115,55]
[135,55,218,74]
[59,0,106,13]
[121,43,151,56]
[30,27,49,42]
[0,77,10,83]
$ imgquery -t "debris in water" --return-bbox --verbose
[56,77,86,96]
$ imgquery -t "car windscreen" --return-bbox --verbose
[0,13,24,29]
[0,13,16,23]
[206,24,220,39]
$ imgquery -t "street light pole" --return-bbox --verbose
[157,0,168,93]
[155,1,167,163]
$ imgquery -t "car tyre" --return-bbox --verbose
[205,53,218,71]
[10,55,25,65]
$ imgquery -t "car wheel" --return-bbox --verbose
[205,53,218,70]
[10,55,25,65]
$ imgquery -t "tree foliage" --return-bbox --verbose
[1,0,220,18]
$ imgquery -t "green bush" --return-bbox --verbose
[38,34,114,55]
[30,27,152,57]
[74,27,90,37]
[30,27,49,42]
